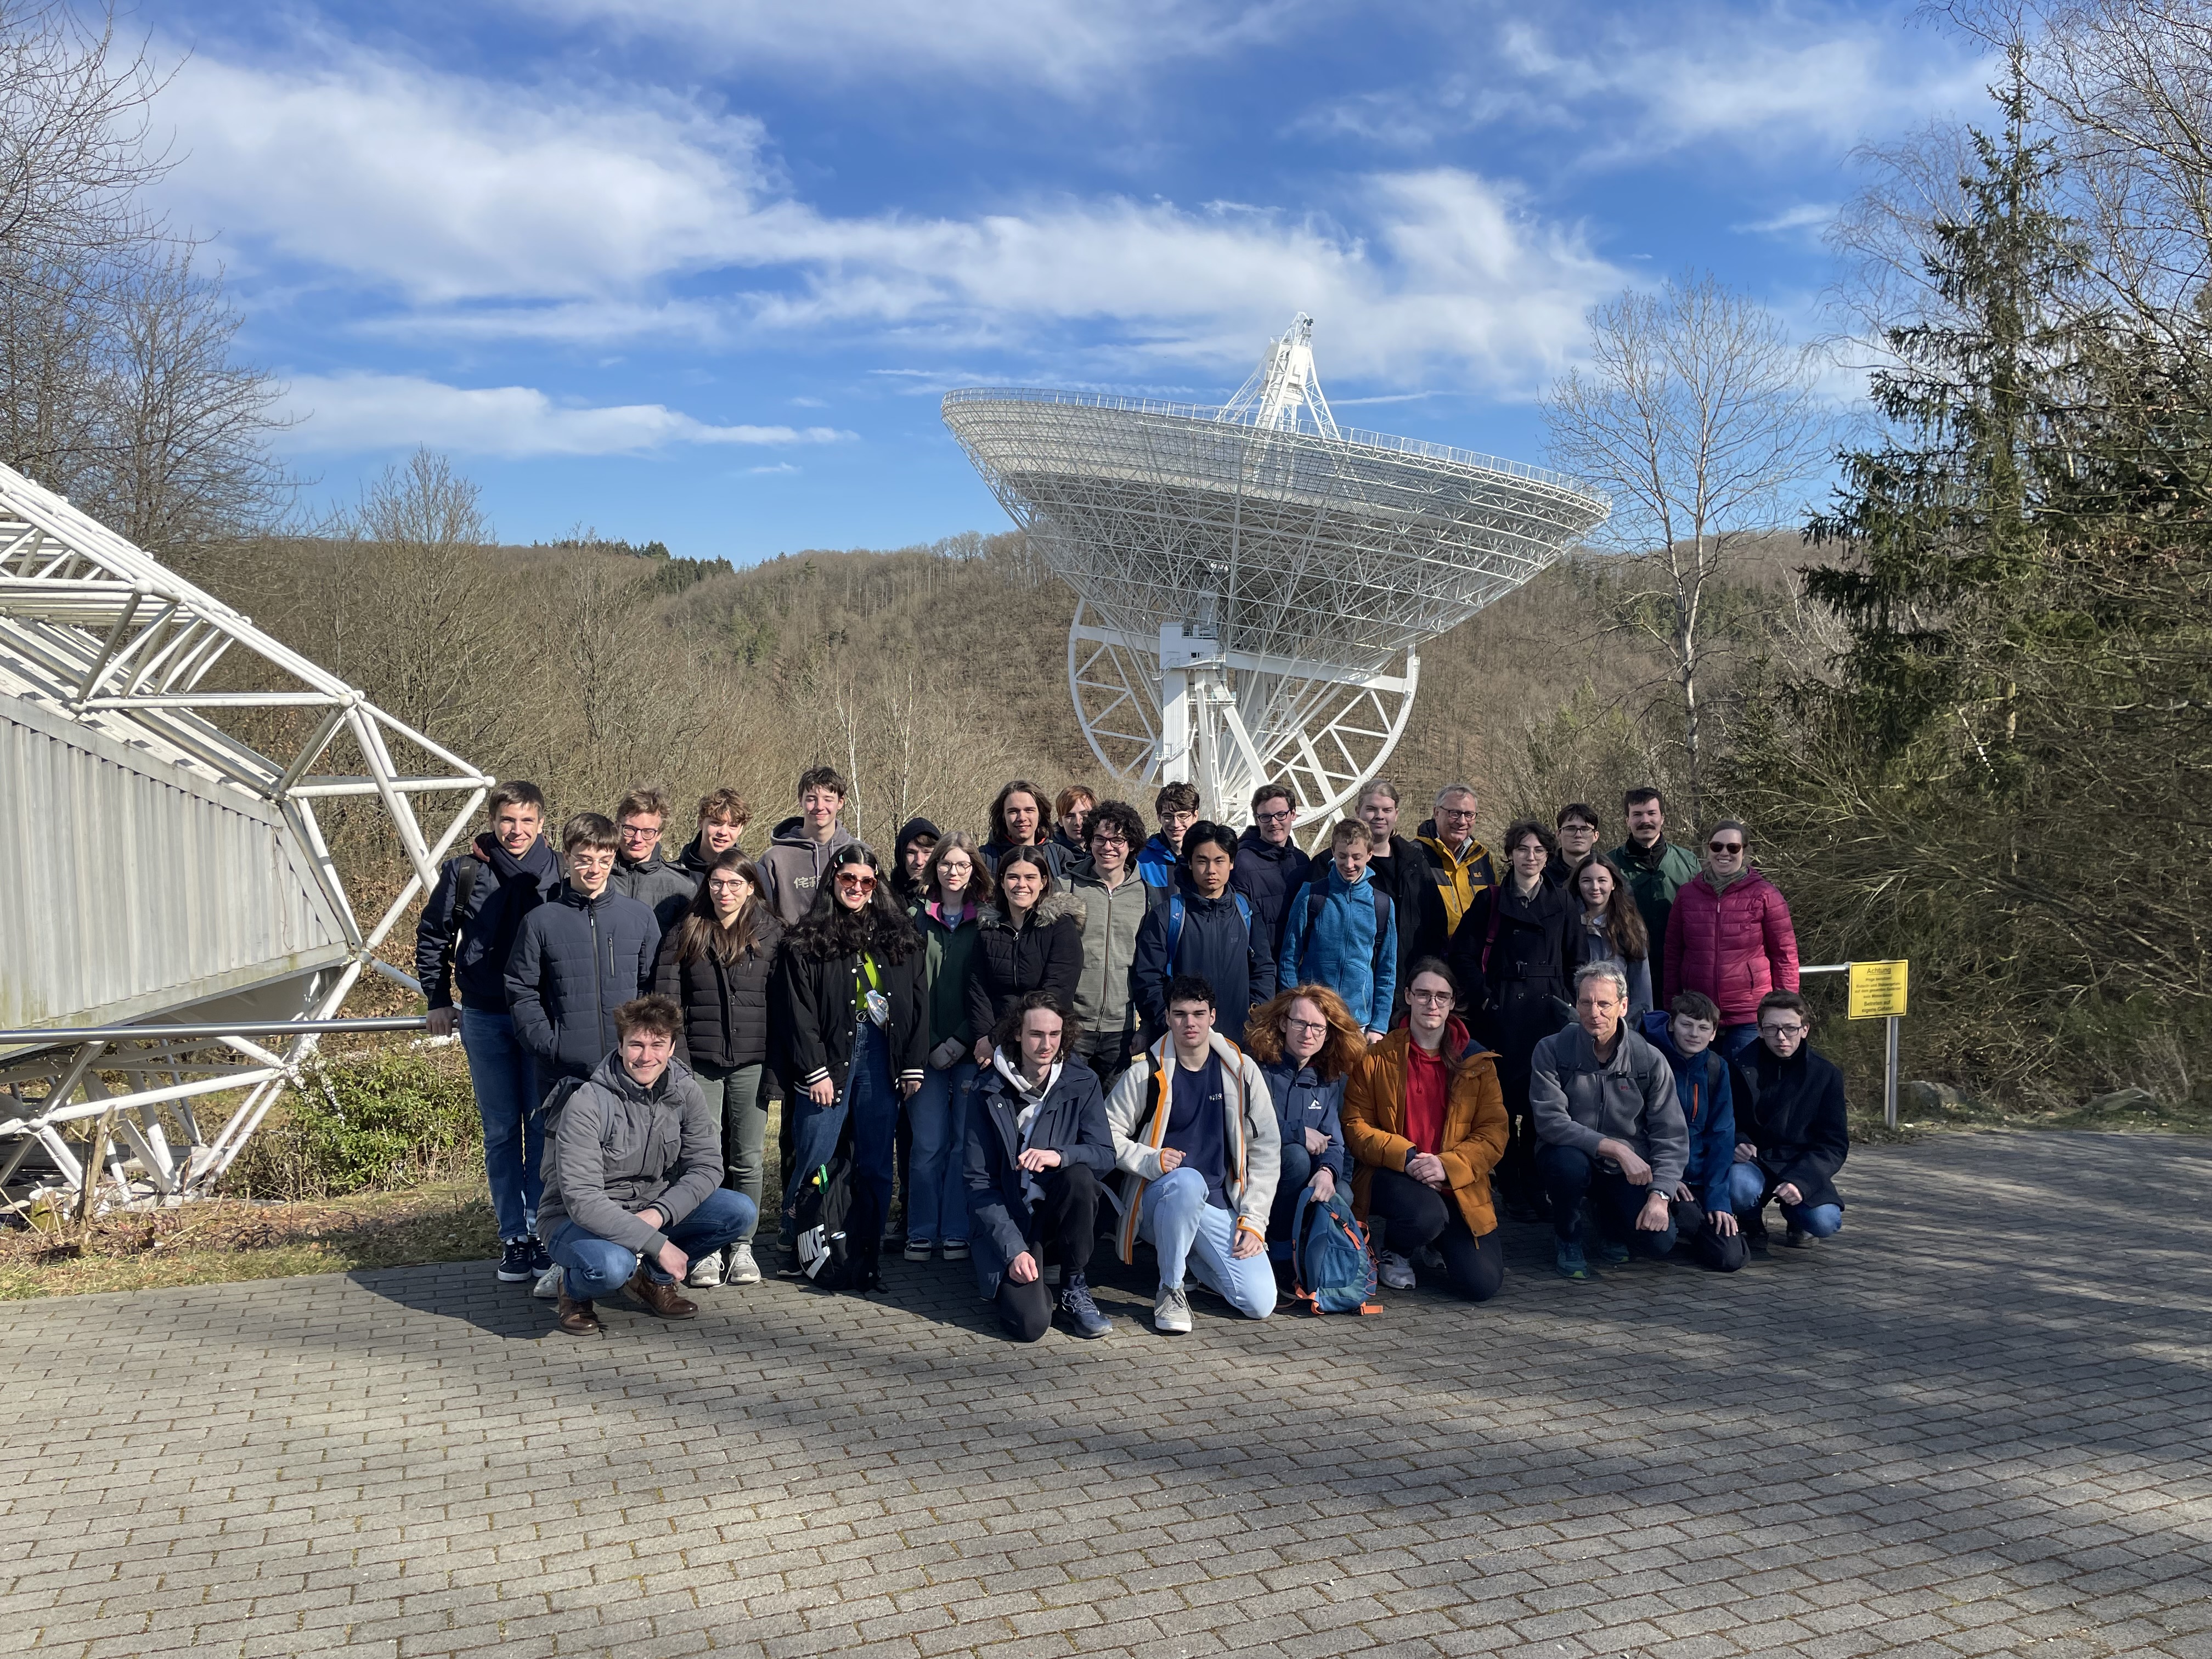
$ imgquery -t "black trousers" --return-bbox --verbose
[1672,1197,1747,1272]
[1495,1070,1544,1211]
[1536,1143,1680,1256]
[996,1163,1102,1342]
[1364,1167,1505,1303]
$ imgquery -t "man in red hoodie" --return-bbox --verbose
[1662,820,1801,1062]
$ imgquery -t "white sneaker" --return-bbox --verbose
[726,1243,762,1285]
[686,1251,724,1289]
[1153,1283,1193,1334]
[532,1265,563,1299]
[1377,1250,1417,1290]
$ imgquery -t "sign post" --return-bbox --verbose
[1847,960,1910,1128]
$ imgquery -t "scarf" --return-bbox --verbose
[991,1047,1064,1203]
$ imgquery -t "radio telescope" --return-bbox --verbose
[943,315,1610,830]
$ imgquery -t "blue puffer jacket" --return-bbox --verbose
[1277,864,1398,1034]
[1135,834,1181,896]
[504,883,661,1083]
[1639,1010,1736,1214]
[964,1052,1115,1297]
[1258,1060,1349,1181]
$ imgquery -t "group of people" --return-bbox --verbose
[415,767,1849,1342]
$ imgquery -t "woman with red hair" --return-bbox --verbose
[1245,983,1364,1250]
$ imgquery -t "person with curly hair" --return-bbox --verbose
[1245,983,1361,1251]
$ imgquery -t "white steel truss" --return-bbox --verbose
[0,460,491,1210]
[944,317,1611,830]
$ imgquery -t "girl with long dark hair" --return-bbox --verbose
[906,832,994,1262]
[1569,856,1652,1020]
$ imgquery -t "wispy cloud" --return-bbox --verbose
[1735,202,1839,238]
[275,373,854,457]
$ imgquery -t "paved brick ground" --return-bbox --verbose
[5,1130,2211,1659]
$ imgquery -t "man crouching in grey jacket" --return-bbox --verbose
[537,994,754,1335]
[1529,962,1689,1283]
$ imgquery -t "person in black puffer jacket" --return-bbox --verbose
[505,814,661,1098]
[775,844,927,1278]
[652,848,782,1288]
[1447,819,1573,1220]
[965,846,1085,1059]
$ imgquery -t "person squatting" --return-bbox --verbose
[416,768,1846,1341]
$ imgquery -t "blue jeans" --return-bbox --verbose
[1730,1161,1843,1235]
[548,1188,756,1297]
[781,1024,900,1248]
[1136,1166,1276,1318]
[906,1061,975,1245]
[1718,1024,1763,1063]
[459,1009,544,1242]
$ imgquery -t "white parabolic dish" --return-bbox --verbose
[941,316,1611,828]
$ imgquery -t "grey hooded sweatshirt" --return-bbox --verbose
[756,814,861,927]
[1527,1022,1689,1194]
[537,1050,721,1258]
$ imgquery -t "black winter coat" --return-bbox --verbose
[1368,834,1449,997]
[1232,828,1313,955]
[1447,877,1573,1078]
[504,883,661,1082]
[964,1056,1115,1295]
[1128,887,1277,1045]
[965,894,1086,1041]
[777,933,928,1093]
[652,916,782,1073]
[414,832,562,1012]
[1731,1043,1850,1211]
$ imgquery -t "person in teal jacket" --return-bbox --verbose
[1277,819,1398,1039]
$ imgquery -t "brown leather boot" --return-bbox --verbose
[555,1293,602,1335]
[627,1266,698,1319]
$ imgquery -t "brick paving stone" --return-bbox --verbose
[5,1131,2212,1659]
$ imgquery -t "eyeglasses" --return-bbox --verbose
[1283,1017,1328,1035]
[1407,989,1455,1005]
[1709,841,1744,854]
[1760,1022,1807,1037]
[1091,833,1129,846]
[618,823,661,839]
[1161,811,1198,827]
[834,872,877,893]
[1255,809,1294,825]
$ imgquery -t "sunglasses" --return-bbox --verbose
[1709,841,1744,853]
[835,872,877,891]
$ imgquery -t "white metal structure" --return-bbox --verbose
[0,460,490,1210]
[943,316,1610,831]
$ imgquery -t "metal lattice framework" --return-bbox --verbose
[943,316,1611,830]
[0,460,490,1210]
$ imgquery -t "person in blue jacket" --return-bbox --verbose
[1135,781,1201,895]
[1129,821,1276,1045]
[1640,990,1745,1272]
[1245,983,1361,1254]
[1277,820,1398,1040]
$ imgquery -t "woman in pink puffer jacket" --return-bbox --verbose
[1663,820,1801,1049]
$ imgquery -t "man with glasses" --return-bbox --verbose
[1415,782,1497,939]
[1663,818,1802,1061]
[1066,799,1150,1089]
[1529,962,1688,1282]
[1547,804,1603,890]
[1729,991,1849,1250]
[1137,782,1202,896]
[1611,788,1701,1002]
[608,784,697,934]
[1233,781,1313,956]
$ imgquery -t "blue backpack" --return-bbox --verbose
[1290,1185,1382,1316]
[1165,890,1253,964]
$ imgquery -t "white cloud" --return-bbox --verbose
[1735,202,1839,238]
[505,0,1307,93]
[275,373,853,457]
[160,49,1627,391]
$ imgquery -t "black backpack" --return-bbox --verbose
[788,1139,879,1291]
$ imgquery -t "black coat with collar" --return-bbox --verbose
[776,917,927,1092]
[965,893,1087,1040]
[964,1054,1115,1290]
[1731,1042,1850,1211]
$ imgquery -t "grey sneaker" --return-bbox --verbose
[686,1249,724,1289]
[725,1242,762,1285]
[1058,1274,1114,1339]
[1413,1245,1446,1273]
[532,1263,563,1299]
[1376,1249,1417,1290]
[1153,1283,1193,1334]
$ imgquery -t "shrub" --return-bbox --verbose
[228,1049,480,1200]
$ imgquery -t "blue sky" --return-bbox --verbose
[147,1,1993,562]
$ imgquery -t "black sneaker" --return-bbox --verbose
[526,1238,552,1276]
[496,1239,535,1283]
[1058,1274,1114,1339]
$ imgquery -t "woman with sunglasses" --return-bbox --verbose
[775,844,926,1282]
[1244,984,1361,1255]
[1662,819,1801,1063]
[1341,958,1509,1300]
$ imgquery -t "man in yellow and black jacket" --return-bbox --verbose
[1415,782,1498,940]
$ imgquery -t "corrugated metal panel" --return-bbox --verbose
[0,693,347,1029]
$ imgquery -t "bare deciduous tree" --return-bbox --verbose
[1543,273,1827,820]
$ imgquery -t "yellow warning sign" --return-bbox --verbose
[1848,960,1909,1019]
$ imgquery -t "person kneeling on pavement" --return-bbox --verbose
[1106,974,1280,1333]
[537,995,755,1335]
[1729,990,1849,1249]
[963,991,1116,1342]
[1340,958,1509,1301]
[1639,990,1746,1272]
[1529,962,1689,1281]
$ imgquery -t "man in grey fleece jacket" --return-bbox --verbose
[1529,961,1689,1280]
[537,995,754,1334]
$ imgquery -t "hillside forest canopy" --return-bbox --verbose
[1,2,2207,1120]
